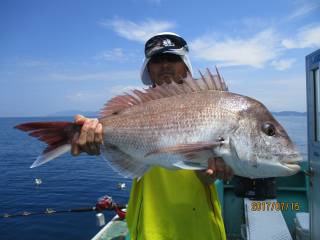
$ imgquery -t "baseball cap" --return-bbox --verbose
[141,32,193,85]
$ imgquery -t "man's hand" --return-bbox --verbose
[196,157,234,186]
[71,114,103,156]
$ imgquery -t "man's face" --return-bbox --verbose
[147,53,188,85]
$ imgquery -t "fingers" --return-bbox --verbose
[91,123,104,155]
[78,119,90,147]
[198,158,217,185]
[86,119,99,143]
[207,157,234,182]
[206,158,216,176]
[72,116,103,156]
[196,170,215,186]
[214,157,226,180]
[74,114,86,124]
[216,157,233,181]
[95,123,104,145]
[79,118,100,155]
[71,132,80,156]
[197,157,235,186]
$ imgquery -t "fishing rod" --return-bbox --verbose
[1,195,127,220]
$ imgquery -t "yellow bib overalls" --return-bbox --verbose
[126,167,226,240]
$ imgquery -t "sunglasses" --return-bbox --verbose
[149,54,182,64]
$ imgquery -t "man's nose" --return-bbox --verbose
[160,60,171,67]
[162,61,169,66]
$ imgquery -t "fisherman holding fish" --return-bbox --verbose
[16,32,302,239]
[72,33,233,240]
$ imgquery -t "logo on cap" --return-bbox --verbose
[162,39,174,47]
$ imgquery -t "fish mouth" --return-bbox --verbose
[283,163,301,172]
[281,153,302,172]
[283,158,302,172]
[281,153,303,163]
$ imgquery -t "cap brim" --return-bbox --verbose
[148,47,187,58]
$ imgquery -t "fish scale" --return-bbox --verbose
[100,92,245,173]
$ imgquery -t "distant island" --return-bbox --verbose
[271,111,306,116]
[47,110,306,117]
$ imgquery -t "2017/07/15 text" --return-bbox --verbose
[251,201,300,211]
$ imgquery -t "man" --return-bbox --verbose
[72,32,233,240]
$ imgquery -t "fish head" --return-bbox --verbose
[228,97,302,178]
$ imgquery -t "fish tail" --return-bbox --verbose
[15,121,83,168]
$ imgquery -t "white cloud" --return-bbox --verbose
[270,58,296,70]
[109,85,145,95]
[282,24,320,49]
[96,48,127,61]
[21,59,48,67]
[95,48,139,62]
[190,29,281,68]
[66,91,106,103]
[100,18,175,42]
[66,84,144,104]
[50,70,139,81]
[14,58,48,67]
[287,0,320,20]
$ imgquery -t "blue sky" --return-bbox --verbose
[1,0,319,117]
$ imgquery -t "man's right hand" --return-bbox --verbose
[196,157,233,186]
[71,114,104,156]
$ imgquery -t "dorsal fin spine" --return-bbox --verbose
[199,70,210,90]
[124,93,140,105]
[100,69,228,117]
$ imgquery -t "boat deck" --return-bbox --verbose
[92,215,129,240]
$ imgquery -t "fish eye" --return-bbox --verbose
[262,123,276,136]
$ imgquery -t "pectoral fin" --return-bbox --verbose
[145,140,225,158]
[102,144,150,179]
[173,161,205,170]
